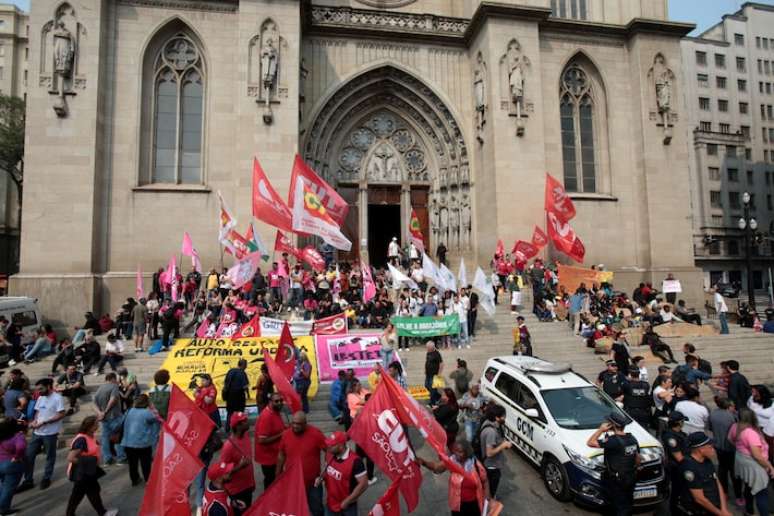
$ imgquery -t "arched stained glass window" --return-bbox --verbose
[559,64,596,193]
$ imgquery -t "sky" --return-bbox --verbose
[669,0,774,35]
[6,0,774,35]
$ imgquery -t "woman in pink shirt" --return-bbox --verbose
[728,408,774,514]
[0,417,26,514]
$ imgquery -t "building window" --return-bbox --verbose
[0,45,4,58]
[560,62,602,193]
[748,169,754,184]
[718,99,729,112]
[717,76,727,89]
[550,0,588,20]
[710,190,722,207]
[147,32,206,185]
[709,167,720,180]
[757,36,762,48]
[745,148,752,160]
[741,126,751,140]
[770,128,774,141]
[761,82,765,93]
[696,51,707,66]
[739,79,747,91]
[715,54,726,68]
[740,102,749,114]
[768,83,772,94]
[767,61,772,75]
[707,143,718,155]
[698,73,709,87]
[699,97,710,110]
[764,104,769,119]
[711,215,723,225]
[764,38,770,50]
[24,47,28,61]
[729,191,741,209]
[759,60,764,74]
[735,33,745,46]
[720,123,731,134]
[768,194,773,210]
[727,240,740,255]
[709,240,721,255]
[737,57,746,72]
[727,145,736,157]
[765,128,769,143]
[728,168,739,182]
[700,121,712,132]
[769,105,773,119]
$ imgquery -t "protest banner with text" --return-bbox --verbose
[391,314,460,338]
[557,264,614,294]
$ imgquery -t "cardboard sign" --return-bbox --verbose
[662,280,682,294]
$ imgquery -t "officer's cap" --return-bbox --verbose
[687,432,713,448]
[668,411,687,424]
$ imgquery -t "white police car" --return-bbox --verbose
[480,356,666,508]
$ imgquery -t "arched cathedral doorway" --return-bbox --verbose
[302,66,472,265]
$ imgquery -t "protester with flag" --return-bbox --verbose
[276,412,327,516]
[220,412,255,514]
[318,431,369,516]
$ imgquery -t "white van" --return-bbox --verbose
[480,356,667,509]
[0,297,42,334]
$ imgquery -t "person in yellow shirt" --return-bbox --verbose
[206,268,219,292]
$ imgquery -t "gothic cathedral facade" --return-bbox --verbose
[13,0,702,326]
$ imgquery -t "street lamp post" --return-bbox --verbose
[738,192,758,311]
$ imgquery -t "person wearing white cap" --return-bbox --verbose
[387,237,400,266]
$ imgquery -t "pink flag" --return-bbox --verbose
[181,232,194,256]
[191,250,202,274]
[195,318,216,338]
[226,252,262,289]
[165,256,178,302]
[361,259,376,303]
[136,265,144,300]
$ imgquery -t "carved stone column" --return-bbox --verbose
[359,183,369,261]
[401,184,411,248]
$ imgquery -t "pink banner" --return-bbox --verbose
[315,333,383,382]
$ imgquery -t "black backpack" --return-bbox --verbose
[473,419,499,461]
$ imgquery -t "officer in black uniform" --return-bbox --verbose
[587,412,640,516]
[596,360,626,401]
[662,411,689,516]
[678,432,730,515]
[622,367,652,429]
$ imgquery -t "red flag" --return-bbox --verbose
[252,157,294,232]
[263,348,301,413]
[291,179,352,251]
[547,211,584,263]
[408,208,425,253]
[224,229,252,260]
[274,230,300,259]
[139,421,204,516]
[512,240,539,260]
[347,382,422,511]
[369,480,401,516]
[288,154,349,225]
[299,246,325,271]
[275,321,297,379]
[244,459,310,516]
[167,384,216,457]
[215,320,241,338]
[311,312,348,335]
[495,239,504,258]
[532,226,548,249]
[545,173,576,223]
[238,314,261,338]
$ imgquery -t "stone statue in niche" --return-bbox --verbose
[449,194,460,250]
[460,193,471,250]
[449,165,458,186]
[473,52,487,143]
[648,53,676,144]
[503,38,530,136]
[257,19,281,124]
[439,197,449,249]
[41,4,83,118]
[367,143,401,183]
[430,197,440,243]
[459,164,470,184]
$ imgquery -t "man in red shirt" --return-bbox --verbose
[277,412,326,516]
[318,432,369,516]
[202,462,245,516]
[268,262,282,304]
[254,393,287,489]
[220,412,255,515]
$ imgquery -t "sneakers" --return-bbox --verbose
[368,477,378,486]
[40,478,51,490]
[105,509,119,516]
[7,360,15,366]
[115,459,127,466]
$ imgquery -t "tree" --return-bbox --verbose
[0,94,25,232]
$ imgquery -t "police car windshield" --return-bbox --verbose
[542,386,624,430]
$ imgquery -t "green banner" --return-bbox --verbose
[391,314,460,337]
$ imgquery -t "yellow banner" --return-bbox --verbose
[160,337,319,406]
[558,264,614,294]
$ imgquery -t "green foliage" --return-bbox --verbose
[0,94,25,182]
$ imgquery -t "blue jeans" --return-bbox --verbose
[24,433,58,482]
[464,420,479,443]
[24,339,51,361]
[0,460,23,511]
[295,379,311,414]
[381,348,394,370]
[425,375,441,406]
[719,312,729,334]
[100,417,126,463]
[307,483,324,516]
[325,505,358,516]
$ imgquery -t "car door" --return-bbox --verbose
[515,382,554,465]
[491,372,544,465]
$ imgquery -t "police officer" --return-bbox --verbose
[622,367,652,429]
[662,411,689,515]
[596,360,626,401]
[587,412,640,516]
[678,432,731,516]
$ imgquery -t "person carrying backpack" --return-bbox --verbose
[148,369,172,420]
[478,404,511,498]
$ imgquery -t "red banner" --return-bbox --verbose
[245,459,310,516]
[532,226,548,248]
[252,157,294,232]
[347,382,422,511]
[167,384,216,458]
[238,314,261,338]
[311,312,348,335]
[512,240,539,260]
[274,230,300,259]
[299,246,325,271]
[263,348,302,414]
[495,239,504,258]
[545,173,576,223]
[289,154,349,225]
[275,322,297,379]
[409,208,425,252]
[139,422,204,516]
[369,480,401,516]
[547,211,585,263]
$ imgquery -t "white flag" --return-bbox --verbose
[458,257,468,288]
[387,262,418,290]
[473,266,496,317]
[226,252,262,289]
[422,252,444,290]
[439,263,457,292]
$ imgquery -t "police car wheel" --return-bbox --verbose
[542,455,572,502]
